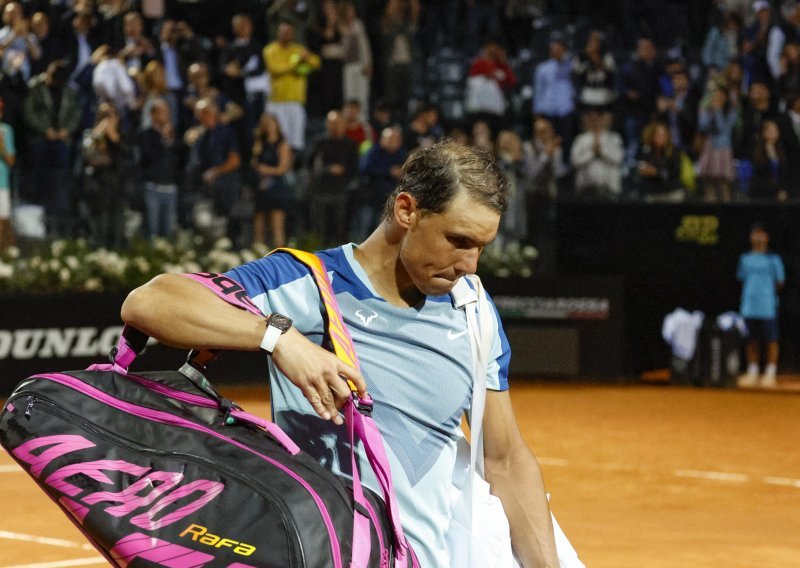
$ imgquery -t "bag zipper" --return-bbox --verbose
[19,393,303,565]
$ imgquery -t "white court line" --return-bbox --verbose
[538,457,570,467]
[1,557,106,568]
[0,464,23,473]
[674,469,750,483]
[0,531,95,551]
[539,457,800,488]
[764,476,800,488]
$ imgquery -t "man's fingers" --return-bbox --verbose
[329,375,352,407]
[337,361,368,397]
[301,385,331,421]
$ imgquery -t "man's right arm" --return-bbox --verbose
[121,274,266,351]
[121,274,367,423]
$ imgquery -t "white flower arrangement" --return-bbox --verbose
[477,241,539,279]
[0,231,278,294]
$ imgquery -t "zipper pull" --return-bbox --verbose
[24,396,36,418]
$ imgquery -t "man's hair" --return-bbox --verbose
[381,139,508,220]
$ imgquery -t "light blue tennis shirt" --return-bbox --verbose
[737,251,785,319]
[227,243,510,566]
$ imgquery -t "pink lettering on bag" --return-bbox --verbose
[45,460,150,497]
[83,471,184,517]
[110,532,215,567]
[130,480,225,531]
[12,434,96,477]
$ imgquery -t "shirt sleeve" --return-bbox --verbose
[773,255,785,284]
[484,291,511,392]
[225,254,310,316]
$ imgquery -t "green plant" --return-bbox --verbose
[477,241,538,279]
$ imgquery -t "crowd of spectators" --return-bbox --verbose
[0,0,797,256]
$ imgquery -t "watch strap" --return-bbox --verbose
[260,322,283,354]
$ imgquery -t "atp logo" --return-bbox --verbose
[355,309,379,327]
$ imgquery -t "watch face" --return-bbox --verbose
[270,313,293,332]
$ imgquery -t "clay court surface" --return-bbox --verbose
[1,381,799,567]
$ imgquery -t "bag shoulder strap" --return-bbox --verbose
[453,275,495,477]
[269,247,411,565]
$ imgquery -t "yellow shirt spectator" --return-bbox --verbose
[263,41,321,104]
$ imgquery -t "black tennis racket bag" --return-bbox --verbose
[0,251,419,568]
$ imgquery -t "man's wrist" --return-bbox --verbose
[260,313,293,355]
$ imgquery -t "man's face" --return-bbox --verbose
[32,12,48,37]
[151,102,169,127]
[277,23,294,44]
[124,15,142,38]
[749,82,770,105]
[327,112,345,137]
[549,41,565,60]
[638,39,655,62]
[751,228,769,250]
[196,104,217,128]
[399,191,500,296]
[380,128,402,152]
[343,103,359,121]
[233,16,252,39]
[3,4,20,26]
[189,64,209,87]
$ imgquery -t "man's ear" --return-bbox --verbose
[393,192,418,229]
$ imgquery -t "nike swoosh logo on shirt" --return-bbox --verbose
[447,329,468,340]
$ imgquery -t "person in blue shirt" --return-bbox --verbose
[737,223,785,388]
[122,140,560,567]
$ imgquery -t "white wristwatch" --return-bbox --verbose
[260,313,293,355]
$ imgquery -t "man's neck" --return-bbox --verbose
[354,224,423,307]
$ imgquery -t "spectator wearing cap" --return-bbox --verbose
[533,32,575,152]
[0,97,16,251]
[263,21,321,152]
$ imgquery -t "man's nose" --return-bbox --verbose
[454,248,481,276]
